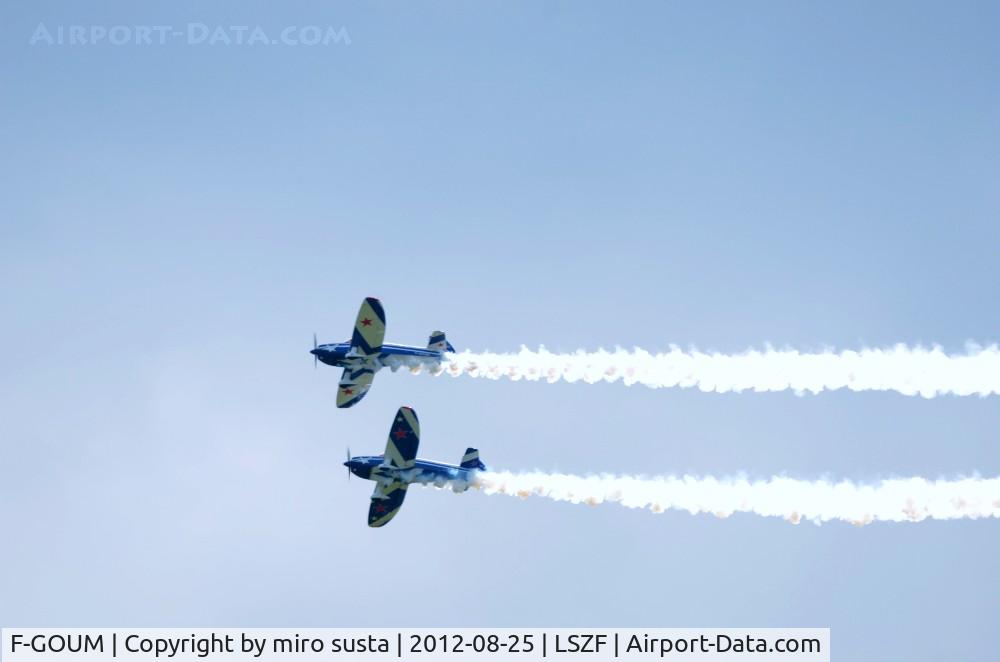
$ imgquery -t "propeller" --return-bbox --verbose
[346,447,351,480]
[313,332,318,369]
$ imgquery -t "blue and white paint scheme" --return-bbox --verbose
[345,406,487,527]
[311,297,456,408]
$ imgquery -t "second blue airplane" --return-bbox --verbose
[345,406,487,527]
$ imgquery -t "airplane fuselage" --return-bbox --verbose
[345,455,478,491]
[312,342,445,369]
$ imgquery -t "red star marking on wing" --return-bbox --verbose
[342,387,354,395]
[361,318,373,327]
[393,428,408,440]
[373,503,387,514]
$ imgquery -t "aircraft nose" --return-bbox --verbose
[310,348,320,356]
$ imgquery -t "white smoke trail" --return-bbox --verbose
[466,471,1000,525]
[386,344,1000,397]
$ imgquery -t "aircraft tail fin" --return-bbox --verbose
[460,447,486,471]
[428,330,456,353]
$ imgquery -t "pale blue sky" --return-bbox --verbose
[2,2,999,660]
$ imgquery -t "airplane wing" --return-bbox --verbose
[336,368,375,408]
[366,408,420,527]
[368,479,407,527]
[350,297,386,356]
[383,406,420,469]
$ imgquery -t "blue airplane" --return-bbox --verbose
[344,406,487,527]
[311,297,456,408]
